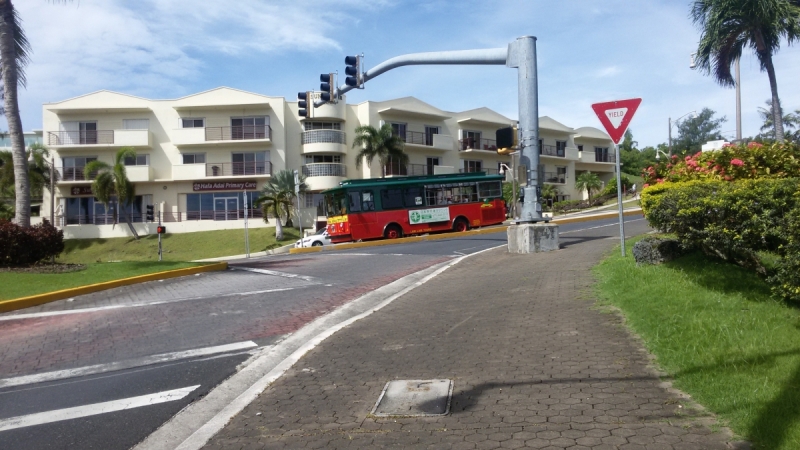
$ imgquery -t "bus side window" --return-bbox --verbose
[349,191,361,212]
[380,189,404,209]
[404,187,423,207]
[362,191,375,211]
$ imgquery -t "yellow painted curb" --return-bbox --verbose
[0,262,228,314]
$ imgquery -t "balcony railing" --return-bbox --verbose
[205,125,272,142]
[540,145,566,157]
[301,129,346,145]
[59,209,268,226]
[382,163,440,176]
[58,166,97,181]
[458,138,497,151]
[543,172,566,184]
[593,151,616,163]
[48,130,114,146]
[459,168,500,175]
[393,130,441,147]
[302,163,347,177]
[206,161,272,177]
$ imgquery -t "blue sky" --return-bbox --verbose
[10,0,800,148]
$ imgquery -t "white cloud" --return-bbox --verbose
[595,66,622,78]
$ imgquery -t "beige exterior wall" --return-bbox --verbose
[41,88,615,238]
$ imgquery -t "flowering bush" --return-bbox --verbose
[641,141,800,186]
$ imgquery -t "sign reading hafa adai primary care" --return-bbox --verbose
[193,181,258,192]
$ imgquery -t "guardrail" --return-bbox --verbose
[458,137,497,151]
[302,163,347,177]
[48,131,114,146]
[205,125,272,142]
[206,161,272,177]
[301,129,346,145]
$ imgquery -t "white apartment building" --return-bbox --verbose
[41,87,616,238]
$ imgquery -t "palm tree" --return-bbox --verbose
[84,147,139,239]
[758,99,800,142]
[691,0,800,143]
[254,188,291,241]
[575,171,602,201]
[352,124,408,177]
[0,143,57,203]
[266,169,307,227]
[540,184,559,208]
[0,0,32,227]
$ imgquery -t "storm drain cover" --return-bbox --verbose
[371,379,453,417]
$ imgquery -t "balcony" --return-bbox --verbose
[580,150,616,164]
[540,145,566,158]
[458,168,500,175]
[458,137,497,152]
[543,172,566,184]
[173,125,272,146]
[396,131,454,151]
[47,129,152,149]
[302,163,347,191]
[205,161,272,177]
[383,163,441,177]
[301,129,347,154]
[58,166,96,182]
[125,165,153,182]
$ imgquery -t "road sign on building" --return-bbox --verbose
[591,98,642,144]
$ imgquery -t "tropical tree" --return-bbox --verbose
[575,171,603,201]
[673,108,726,155]
[0,0,32,227]
[352,124,408,177]
[84,147,139,239]
[254,188,291,241]
[265,169,307,227]
[758,99,800,142]
[691,0,800,143]
[540,184,559,210]
[0,143,57,202]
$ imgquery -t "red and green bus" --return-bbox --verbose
[323,172,506,243]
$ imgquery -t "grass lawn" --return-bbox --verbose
[0,261,200,300]
[594,236,800,450]
[58,227,301,264]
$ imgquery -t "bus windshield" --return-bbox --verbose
[325,190,347,217]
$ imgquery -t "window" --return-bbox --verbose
[186,192,262,221]
[231,116,269,139]
[424,126,439,146]
[426,157,439,175]
[361,191,375,211]
[303,121,341,130]
[577,145,584,152]
[182,153,206,164]
[556,140,567,157]
[123,119,149,130]
[232,152,269,175]
[464,160,482,173]
[182,118,205,128]
[380,189,404,209]
[595,147,610,162]
[348,191,362,212]
[62,156,97,181]
[385,155,407,176]
[556,166,567,184]
[462,130,482,150]
[404,187,424,207]
[304,155,341,164]
[124,154,149,166]
[477,181,502,198]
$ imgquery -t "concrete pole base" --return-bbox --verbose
[507,223,559,253]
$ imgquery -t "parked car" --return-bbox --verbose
[295,228,332,247]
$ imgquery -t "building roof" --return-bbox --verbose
[539,116,574,133]
[573,126,612,141]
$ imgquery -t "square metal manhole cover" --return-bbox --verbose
[371,379,453,417]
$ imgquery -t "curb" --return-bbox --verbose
[0,262,229,314]
[289,210,643,254]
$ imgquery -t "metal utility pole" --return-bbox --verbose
[244,190,250,258]
[735,58,742,142]
[157,207,163,262]
[314,36,545,223]
[614,144,625,256]
[294,170,303,244]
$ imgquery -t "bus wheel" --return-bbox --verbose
[384,225,403,239]
[453,218,470,233]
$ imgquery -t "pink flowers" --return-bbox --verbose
[730,159,744,167]
[747,142,763,149]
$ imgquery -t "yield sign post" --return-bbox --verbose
[591,98,642,257]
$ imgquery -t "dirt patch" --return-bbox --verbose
[0,263,87,274]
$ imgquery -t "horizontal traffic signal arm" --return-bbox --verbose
[311,48,507,108]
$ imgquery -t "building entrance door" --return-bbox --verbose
[214,197,239,221]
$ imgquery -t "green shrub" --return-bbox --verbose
[601,175,633,196]
[771,203,800,302]
[0,220,64,267]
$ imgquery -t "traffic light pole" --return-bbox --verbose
[158,208,163,262]
[314,36,545,223]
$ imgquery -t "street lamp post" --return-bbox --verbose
[667,111,698,157]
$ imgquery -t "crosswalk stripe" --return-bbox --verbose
[0,385,200,432]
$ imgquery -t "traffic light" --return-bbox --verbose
[298,91,309,117]
[319,73,334,102]
[146,204,154,221]
[496,126,518,155]
[344,55,362,87]
[157,225,166,234]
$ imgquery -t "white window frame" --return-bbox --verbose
[123,154,149,166]
[182,153,206,164]
[181,118,205,128]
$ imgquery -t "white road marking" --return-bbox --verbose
[560,217,645,234]
[232,267,318,282]
[0,385,200,432]
[0,341,258,389]
[0,287,304,322]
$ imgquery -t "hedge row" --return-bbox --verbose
[0,220,65,267]
[641,178,800,301]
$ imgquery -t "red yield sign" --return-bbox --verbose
[591,98,642,144]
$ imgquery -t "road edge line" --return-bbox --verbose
[0,262,228,314]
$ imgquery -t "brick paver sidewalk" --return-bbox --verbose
[205,221,735,449]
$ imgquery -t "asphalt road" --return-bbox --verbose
[0,215,647,450]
